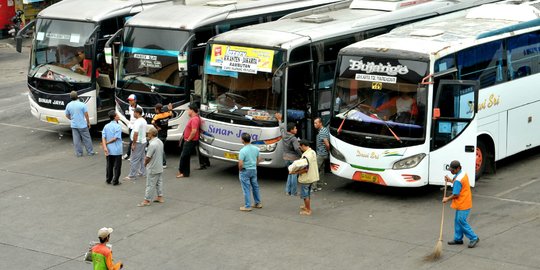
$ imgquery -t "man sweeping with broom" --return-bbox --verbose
[443,160,480,249]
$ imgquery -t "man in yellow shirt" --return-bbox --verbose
[295,139,319,216]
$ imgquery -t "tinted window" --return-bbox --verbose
[506,31,540,80]
[457,40,505,88]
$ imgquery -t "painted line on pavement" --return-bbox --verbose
[0,122,61,134]
[494,178,540,197]
[475,194,540,206]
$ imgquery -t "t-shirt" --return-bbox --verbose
[239,144,259,170]
[102,120,122,156]
[146,137,164,174]
[183,115,201,141]
[152,111,172,139]
[298,148,319,184]
[316,126,330,157]
[130,117,147,144]
[65,100,88,128]
[128,104,143,129]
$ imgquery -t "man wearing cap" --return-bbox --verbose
[125,107,146,180]
[176,103,201,178]
[123,94,143,160]
[92,227,122,270]
[443,160,480,248]
[65,91,96,157]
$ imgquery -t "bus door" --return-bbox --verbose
[314,61,336,126]
[428,80,478,186]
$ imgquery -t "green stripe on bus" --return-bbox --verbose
[350,164,385,172]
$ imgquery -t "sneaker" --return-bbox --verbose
[122,154,129,160]
[468,238,479,248]
[253,203,263,209]
[447,240,464,245]
[239,206,252,212]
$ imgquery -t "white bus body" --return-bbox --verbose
[330,0,540,186]
[20,0,173,126]
[199,0,500,168]
[113,0,342,140]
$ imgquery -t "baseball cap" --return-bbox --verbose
[127,94,137,101]
[449,160,461,170]
[98,227,113,239]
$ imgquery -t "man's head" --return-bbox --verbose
[188,103,199,117]
[286,122,297,135]
[69,91,78,100]
[147,126,158,140]
[98,227,113,243]
[134,107,143,118]
[155,103,163,113]
[128,94,137,106]
[299,139,311,152]
[448,160,461,173]
[313,117,323,130]
[108,110,118,121]
[241,133,251,144]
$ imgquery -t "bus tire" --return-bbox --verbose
[476,140,488,180]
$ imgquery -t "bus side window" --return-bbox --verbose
[506,31,540,80]
[457,40,505,88]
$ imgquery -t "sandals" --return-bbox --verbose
[137,201,151,207]
[153,198,164,203]
[299,210,312,216]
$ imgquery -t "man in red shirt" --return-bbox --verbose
[176,103,201,178]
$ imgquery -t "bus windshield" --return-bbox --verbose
[202,44,284,126]
[117,27,191,106]
[29,19,95,92]
[331,55,429,148]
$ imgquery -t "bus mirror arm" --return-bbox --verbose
[178,34,196,75]
[272,62,288,95]
[433,108,440,119]
[104,28,123,65]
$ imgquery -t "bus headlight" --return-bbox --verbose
[330,146,346,162]
[392,153,426,170]
[252,137,281,152]
[200,132,214,144]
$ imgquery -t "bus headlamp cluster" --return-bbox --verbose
[257,142,278,152]
[200,132,214,144]
[330,146,346,162]
[392,153,426,170]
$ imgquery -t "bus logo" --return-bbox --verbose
[349,59,408,75]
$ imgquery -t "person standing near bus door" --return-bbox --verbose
[312,117,330,192]
[176,103,201,178]
[152,103,173,168]
[138,127,164,207]
[295,139,319,216]
[275,113,302,196]
[442,160,480,248]
[124,107,146,181]
[102,110,123,185]
[238,133,262,212]
[65,91,96,157]
[123,94,143,160]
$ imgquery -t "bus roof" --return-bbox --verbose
[209,0,501,49]
[341,0,540,57]
[37,0,172,22]
[125,0,340,30]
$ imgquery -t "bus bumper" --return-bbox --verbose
[28,95,71,126]
[199,141,287,168]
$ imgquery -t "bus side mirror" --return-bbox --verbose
[15,36,23,53]
[178,52,188,75]
[104,47,112,64]
[433,108,441,119]
[194,79,202,96]
[272,76,282,94]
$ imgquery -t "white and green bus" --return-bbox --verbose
[17,0,172,126]
[199,0,499,167]
[330,0,540,186]
[111,0,342,140]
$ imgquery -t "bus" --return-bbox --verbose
[16,0,172,126]
[329,0,540,187]
[111,0,343,140]
[198,0,499,168]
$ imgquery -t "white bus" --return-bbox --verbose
[16,0,171,126]
[111,0,342,140]
[199,0,499,168]
[329,0,540,187]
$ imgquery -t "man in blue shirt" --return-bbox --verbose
[102,110,123,185]
[65,91,95,157]
[238,133,262,212]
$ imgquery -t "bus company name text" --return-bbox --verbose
[38,98,64,106]
[356,149,380,159]
[207,124,259,141]
[349,60,409,75]
[478,94,500,111]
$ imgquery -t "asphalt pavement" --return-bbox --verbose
[0,39,539,270]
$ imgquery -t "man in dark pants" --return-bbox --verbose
[176,103,201,178]
[101,110,123,185]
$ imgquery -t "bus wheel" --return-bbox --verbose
[476,140,487,179]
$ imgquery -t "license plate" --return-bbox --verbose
[224,152,238,160]
[360,172,378,183]
[46,116,59,124]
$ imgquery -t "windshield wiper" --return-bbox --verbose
[369,112,402,144]
[337,98,366,134]
[119,72,146,92]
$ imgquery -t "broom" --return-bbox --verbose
[425,180,448,261]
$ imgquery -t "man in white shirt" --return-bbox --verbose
[125,107,147,180]
[123,94,143,160]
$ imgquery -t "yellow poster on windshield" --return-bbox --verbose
[210,44,274,74]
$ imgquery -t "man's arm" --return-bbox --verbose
[238,160,243,171]
[101,137,109,156]
[186,128,197,141]
[84,112,90,128]
[323,138,330,152]
[132,132,138,151]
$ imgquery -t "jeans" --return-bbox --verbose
[106,155,122,184]
[285,160,298,195]
[300,183,312,199]
[145,173,163,201]
[179,140,196,177]
[128,142,146,178]
[239,169,261,208]
[454,209,478,241]
[71,127,94,156]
